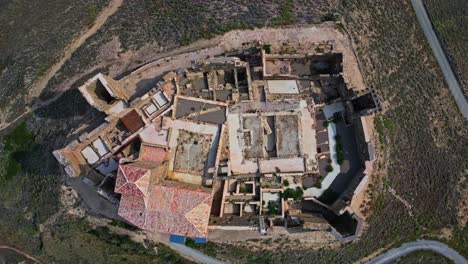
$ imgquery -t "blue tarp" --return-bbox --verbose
[194,237,207,244]
[169,234,186,244]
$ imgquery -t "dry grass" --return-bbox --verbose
[0,0,109,124]
[191,0,468,262]
[424,0,468,96]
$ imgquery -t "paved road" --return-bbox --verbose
[168,243,226,264]
[367,240,468,264]
[411,0,468,120]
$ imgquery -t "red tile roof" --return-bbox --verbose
[140,144,167,164]
[115,164,212,238]
[115,163,150,197]
[120,109,145,133]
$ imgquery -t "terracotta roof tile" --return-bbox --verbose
[140,145,167,164]
[120,109,145,133]
[115,163,212,238]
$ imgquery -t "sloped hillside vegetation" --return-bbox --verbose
[424,0,468,95]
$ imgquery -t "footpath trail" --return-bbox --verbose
[1,24,360,134]
[367,240,468,264]
[0,246,43,264]
[27,0,124,100]
[0,0,124,134]
[411,0,468,120]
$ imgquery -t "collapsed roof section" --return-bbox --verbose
[227,100,318,175]
[263,52,343,78]
[173,95,227,125]
[176,57,253,103]
[54,73,175,179]
[54,44,379,242]
[163,117,223,186]
[79,73,131,115]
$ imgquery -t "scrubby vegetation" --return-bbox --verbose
[41,0,336,99]
[424,0,468,96]
[282,187,304,200]
[0,89,185,262]
[0,0,109,123]
[335,134,344,164]
[0,123,36,184]
[181,0,468,262]
[375,115,394,145]
[185,238,218,257]
[342,0,466,247]
[271,0,296,26]
[0,122,61,252]
[42,223,191,263]
[1,0,466,263]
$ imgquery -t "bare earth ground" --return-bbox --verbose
[0,23,364,138]
[0,0,123,131]
[121,24,366,96]
[209,229,339,251]
[28,0,124,100]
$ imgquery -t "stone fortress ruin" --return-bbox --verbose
[54,41,380,243]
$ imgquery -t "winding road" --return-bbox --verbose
[168,243,226,264]
[367,240,468,264]
[411,0,468,119]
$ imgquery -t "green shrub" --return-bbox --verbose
[335,134,344,165]
[267,201,279,215]
[314,181,322,189]
[295,187,303,199]
[0,122,36,185]
[337,152,344,165]
[86,3,97,24]
[271,0,296,26]
[321,12,340,22]
[109,220,139,231]
[185,238,196,248]
[282,187,303,200]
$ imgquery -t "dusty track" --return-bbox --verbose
[0,23,362,135]
[0,0,123,133]
[0,246,42,264]
[28,0,123,100]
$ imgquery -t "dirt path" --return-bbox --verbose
[0,246,42,264]
[122,24,365,98]
[0,23,364,135]
[27,0,123,100]
[0,0,123,133]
